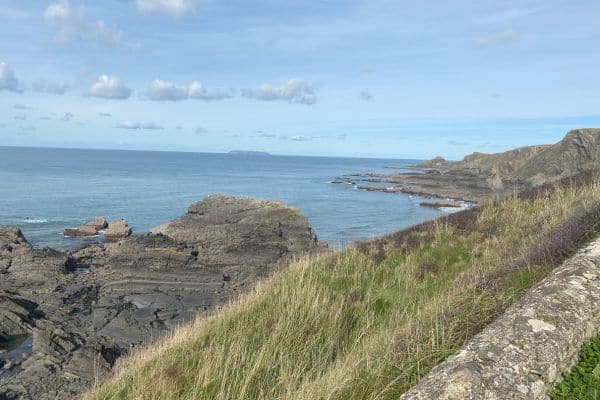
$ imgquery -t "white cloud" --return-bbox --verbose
[0,61,23,93]
[136,0,198,18]
[43,0,137,50]
[89,75,132,99]
[290,135,310,141]
[474,29,519,48]
[188,81,233,101]
[116,121,163,130]
[32,79,71,95]
[146,79,188,101]
[145,80,233,101]
[475,8,539,24]
[116,121,141,129]
[141,122,164,130]
[242,79,318,105]
[60,112,74,121]
[359,89,373,101]
[355,65,374,76]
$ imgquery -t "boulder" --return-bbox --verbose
[104,219,131,242]
[63,217,108,237]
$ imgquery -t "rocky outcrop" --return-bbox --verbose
[419,156,450,168]
[104,219,131,242]
[344,128,600,203]
[0,195,323,399]
[400,237,600,400]
[517,128,600,184]
[63,217,108,237]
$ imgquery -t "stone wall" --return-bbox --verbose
[400,236,600,400]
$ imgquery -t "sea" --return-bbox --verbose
[0,146,446,250]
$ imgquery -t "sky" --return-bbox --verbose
[0,0,599,159]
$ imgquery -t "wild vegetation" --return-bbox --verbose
[551,333,600,400]
[86,171,600,400]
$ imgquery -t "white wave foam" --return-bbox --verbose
[23,218,48,224]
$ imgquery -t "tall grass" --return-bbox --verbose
[86,172,600,400]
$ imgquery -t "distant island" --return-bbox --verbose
[228,150,271,156]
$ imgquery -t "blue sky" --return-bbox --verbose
[0,0,599,159]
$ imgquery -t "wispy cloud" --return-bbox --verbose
[116,121,164,130]
[13,104,29,110]
[136,0,198,19]
[60,112,74,121]
[475,8,539,25]
[474,29,519,48]
[98,112,112,117]
[116,121,141,129]
[32,79,71,95]
[355,65,374,76]
[43,0,138,50]
[448,140,470,146]
[14,115,27,120]
[141,122,163,130]
[359,89,373,101]
[243,79,318,105]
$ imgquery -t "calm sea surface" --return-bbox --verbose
[0,147,444,249]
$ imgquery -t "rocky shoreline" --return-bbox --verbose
[336,128,600,205]
[0,195,325,399]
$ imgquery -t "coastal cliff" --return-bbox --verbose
[338,128,600,203]
[0,195,323,399]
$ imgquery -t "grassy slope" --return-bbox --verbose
[86,172,600,400]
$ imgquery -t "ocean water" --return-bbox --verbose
[0,147,444,250]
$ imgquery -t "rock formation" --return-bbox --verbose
[340,128,600,203]
[63,217,108,237]
[0,195,323,399]
[104,219,131,241]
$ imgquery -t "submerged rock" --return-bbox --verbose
[0,195,323,399]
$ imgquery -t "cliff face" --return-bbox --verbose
[0,196,323,399]
[451,145,549,178]
[517,128,600,183]
[451,128,600,185]
[344,128,600,203]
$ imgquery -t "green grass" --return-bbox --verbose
[86,172,600,400]
[552,335,600,400]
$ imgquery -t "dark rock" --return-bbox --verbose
[0,195,323,398]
